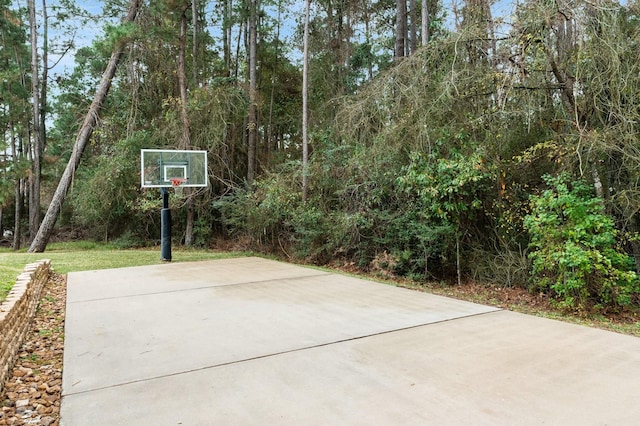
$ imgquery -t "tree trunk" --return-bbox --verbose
[183,200,194,245]
[40,0,48,172]
[395,0,407,60]
[192,0,198,83]
[177,6,195,247]
[10,131,22,250]
[223,0,233,75]
[0,146,4,234]
[246,0,258,186]
[302,0,310,201]
[234,17,243,79]
[421,0,430,45]
[178,7,191,148]
[462,0,493,64]
[28,0,140,253]
[409,0,416,53]
[13,179,22,250]
[266,0,282,162]
[27,0,42,242]
[363,0,373,79]
[628,219,640,275]
[456,232,462,286]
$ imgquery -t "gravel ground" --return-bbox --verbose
[0,273,66,426]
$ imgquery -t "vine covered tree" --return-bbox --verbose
[29,0,141,253]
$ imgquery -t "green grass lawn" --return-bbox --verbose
[2,241,639,337]
[0,241,249,302]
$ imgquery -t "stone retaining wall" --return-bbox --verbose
[0,260,51,395]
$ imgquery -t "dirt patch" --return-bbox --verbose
[330,260,640,337]
[0,273,65,426]
[424,281,640,336]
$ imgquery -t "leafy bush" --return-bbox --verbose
[214,169,300,252]
[110,230,146,249]
[396,142,495,280]
[524,174,639,310]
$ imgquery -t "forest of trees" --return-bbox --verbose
[3,0,640,311]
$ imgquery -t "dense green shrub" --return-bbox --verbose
[524,174,639,310]
[396,142,495,280]
[216,134,499,282]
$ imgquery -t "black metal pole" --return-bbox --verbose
[160,187,172,261]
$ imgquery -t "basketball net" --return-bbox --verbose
[169,178,187,197]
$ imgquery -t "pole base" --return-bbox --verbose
[161,207,172,262]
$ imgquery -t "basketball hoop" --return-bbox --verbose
[141,149,208,262]
[169,177,187,197]
[169,177,187,187]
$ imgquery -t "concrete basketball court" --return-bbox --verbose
[60,256,640,425]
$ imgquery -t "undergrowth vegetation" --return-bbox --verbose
[525,174,639,311]
[212,4,640,313]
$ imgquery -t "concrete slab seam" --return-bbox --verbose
[61,307,502,397]
[67,272,334,304]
